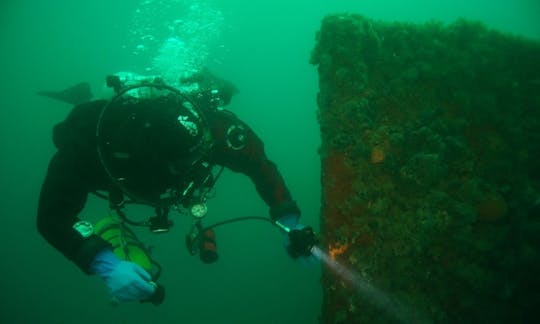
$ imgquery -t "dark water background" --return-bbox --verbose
[1,1,539,323]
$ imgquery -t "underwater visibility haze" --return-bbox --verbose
[0,0,539,323]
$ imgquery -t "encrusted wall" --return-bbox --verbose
[311,14,540,323]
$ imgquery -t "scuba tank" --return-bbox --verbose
[94,214,160,277]
[94,213,164,305]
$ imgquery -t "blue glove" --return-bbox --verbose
[90,249,156,302]
[278,214,302,231]
[278,214,318,264]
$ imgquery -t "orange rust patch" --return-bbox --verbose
[371,146,385,163]
[329,242,350,260]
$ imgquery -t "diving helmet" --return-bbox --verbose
[96,82,213,207]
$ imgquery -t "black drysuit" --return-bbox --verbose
[37,100,300,273]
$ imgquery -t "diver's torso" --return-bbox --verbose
[52,100,243,202]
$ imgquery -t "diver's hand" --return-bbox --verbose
[90,249,156,302]
[278,214,301,232]
[278,214,318,264]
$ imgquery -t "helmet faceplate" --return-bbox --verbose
[97,83,213,207]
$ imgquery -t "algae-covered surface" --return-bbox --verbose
[312,14,540,323]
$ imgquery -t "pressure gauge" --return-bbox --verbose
[191,203,208,218]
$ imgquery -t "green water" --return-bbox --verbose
[1,1,538,323]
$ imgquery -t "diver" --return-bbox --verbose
[36,71,314,304]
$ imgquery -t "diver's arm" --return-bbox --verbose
[37,150,110,273]
[210,112,301,220]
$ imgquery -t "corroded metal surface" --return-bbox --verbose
[312,14,540,323]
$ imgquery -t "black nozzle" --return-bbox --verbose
[141,284,165,306]
[287,226,319,258]
[150,207,172,233]
[149,216,172,233]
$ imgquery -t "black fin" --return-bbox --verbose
[37,82,93,105]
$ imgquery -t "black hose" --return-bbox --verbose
[187,216,280,245]
[201,216,276,232]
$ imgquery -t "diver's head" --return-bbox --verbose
[179,68,238,109]
[97,83,213,206]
